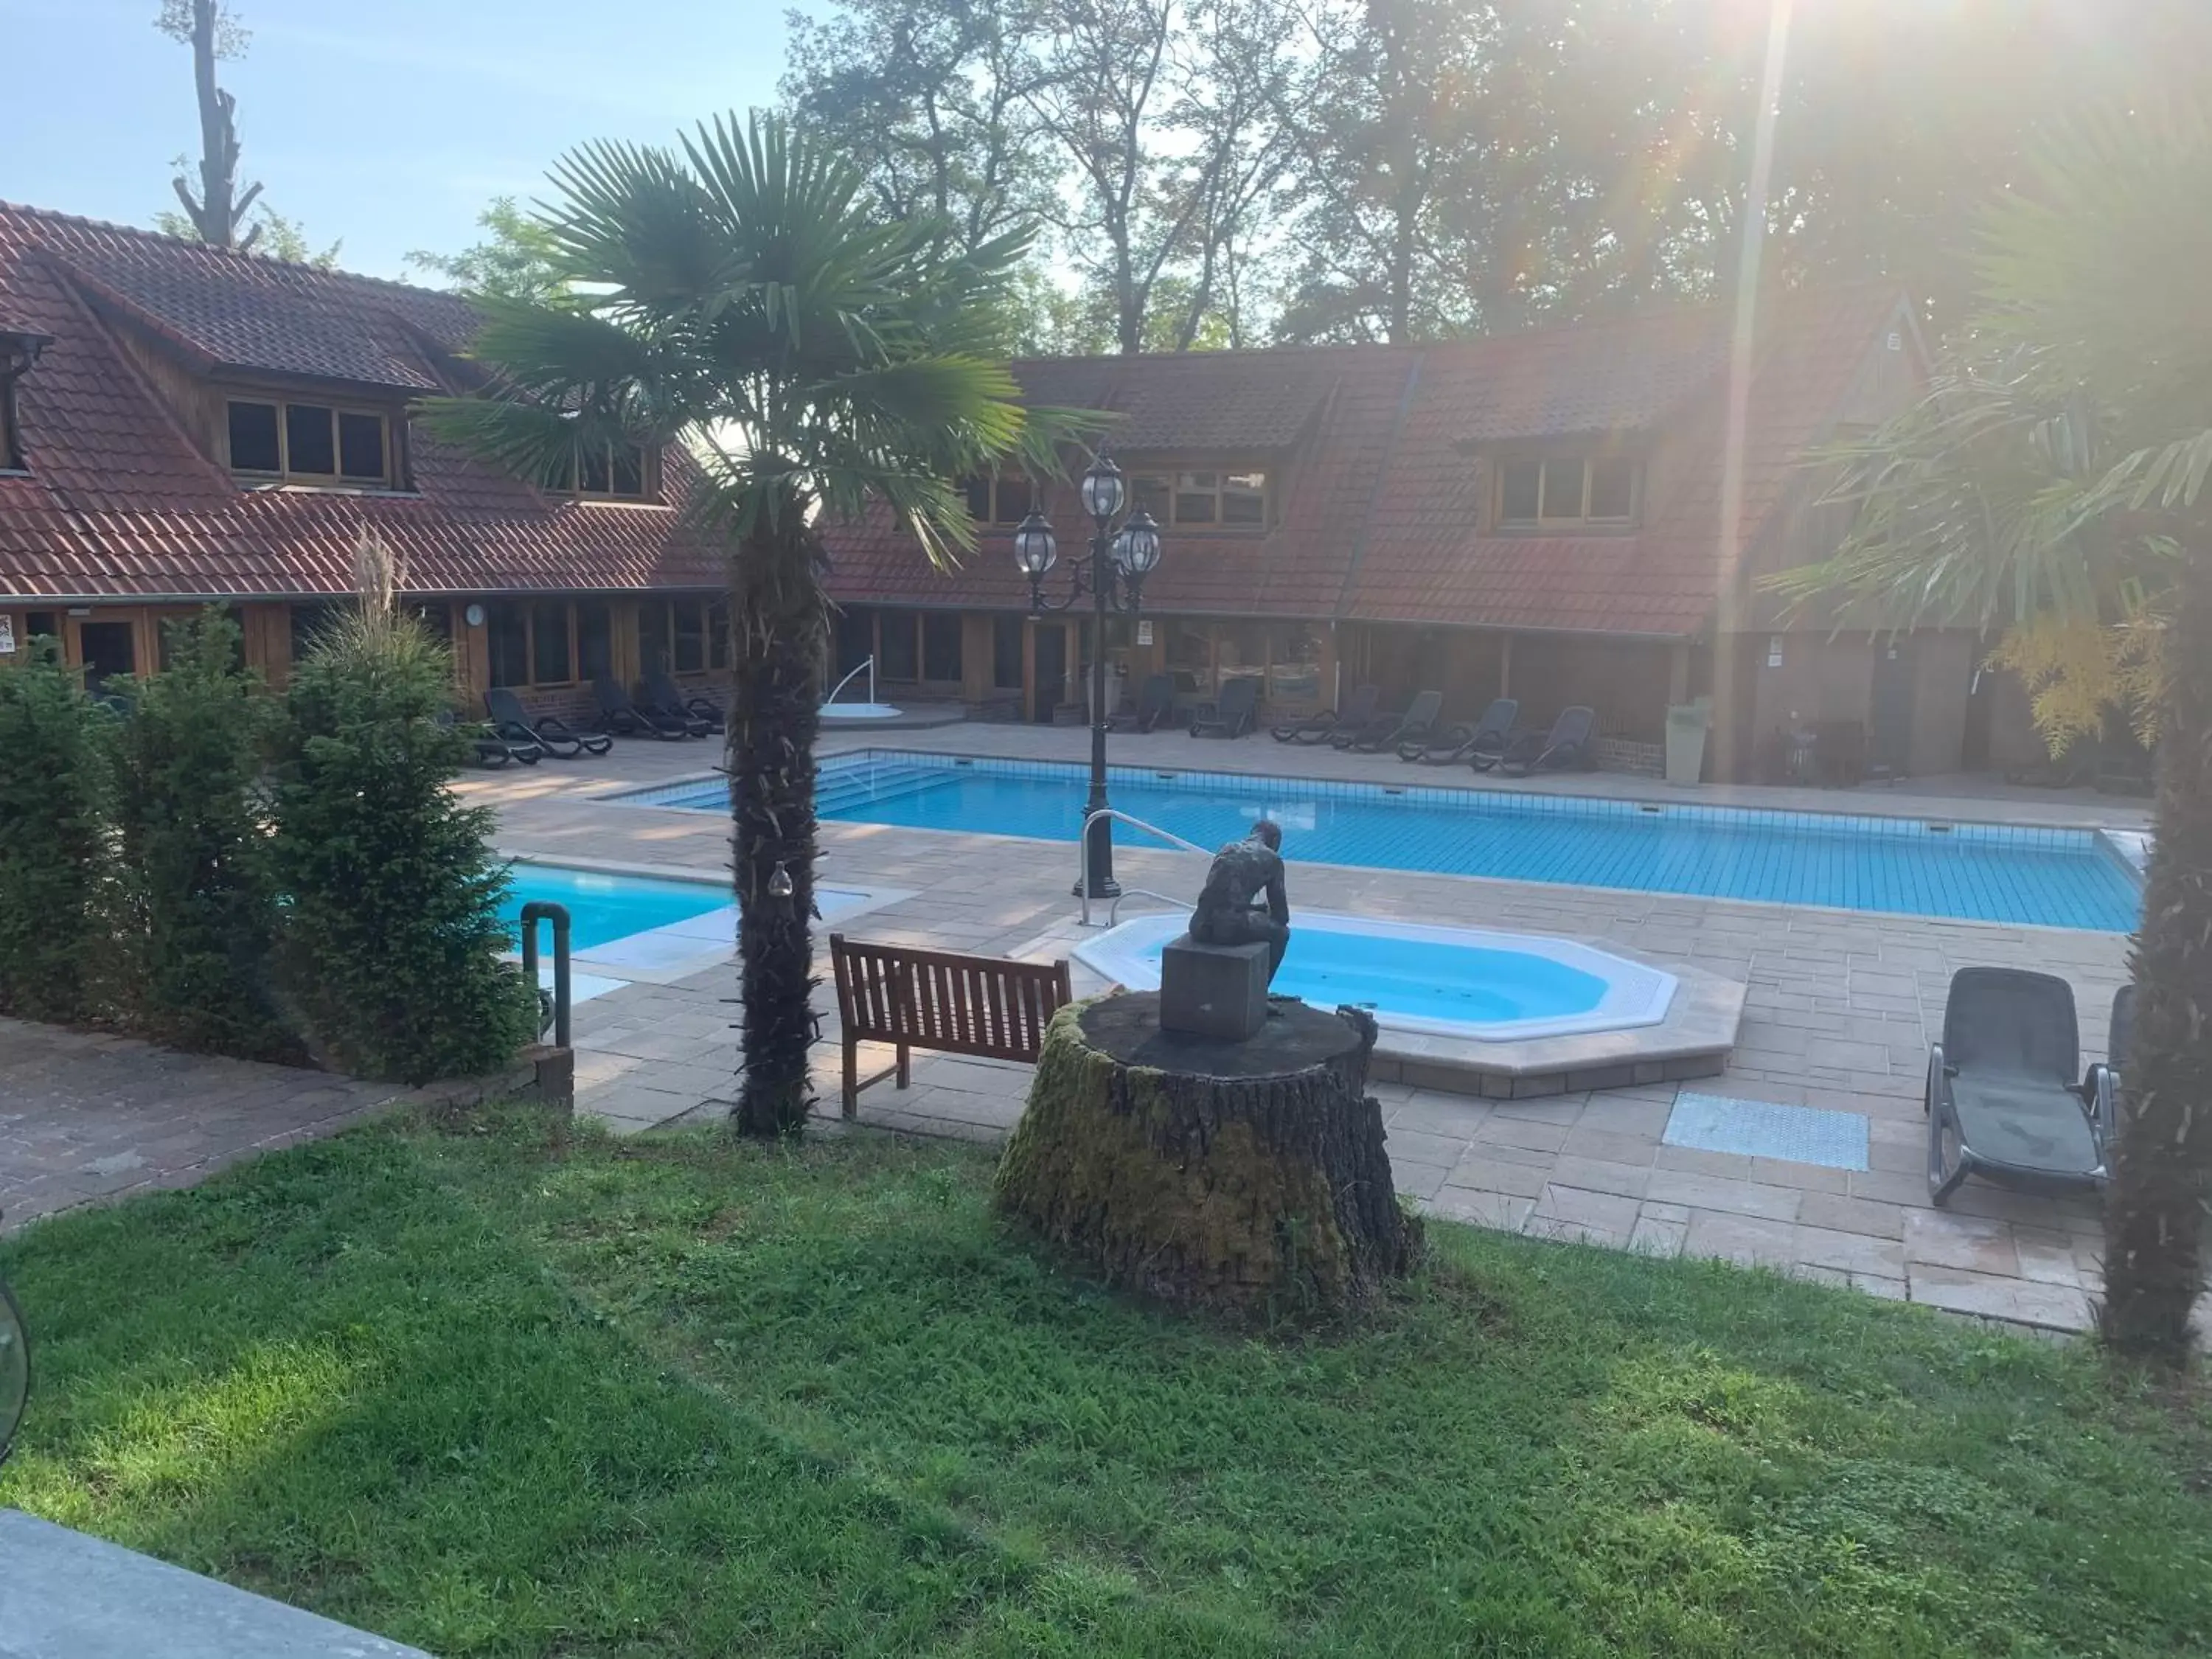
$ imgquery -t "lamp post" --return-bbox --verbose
[1015,452,1163,899]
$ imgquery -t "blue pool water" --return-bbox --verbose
[620,753,2143,931]
[1171,928,1604,1025]
[501,863,728,952]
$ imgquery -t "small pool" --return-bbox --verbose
[1075,911,1677,1043]
[822,702,904,721]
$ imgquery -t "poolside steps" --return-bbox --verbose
[815,763,953,816]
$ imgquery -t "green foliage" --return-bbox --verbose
[270,605,535,1083]
[112,611,292,1060]
[0,639,119,1024]
[7,1117,2212,1655]
[404,197,567,305]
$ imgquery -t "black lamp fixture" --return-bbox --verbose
[1016,450,1165,899]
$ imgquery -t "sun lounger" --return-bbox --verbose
[594,675,688,740]
[441,706,540,768]
[1345,689,1441,753]
[1110,672,1176,733]
[644,669,725,736]
[1494,705,1595,775]
[486,687,610,759]
[1189,676,1261,738]
[1924,967,2109,1206]
[1401,698,1517,765]
[1273,684,1378,745]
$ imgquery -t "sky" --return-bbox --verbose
[4,0,801,281]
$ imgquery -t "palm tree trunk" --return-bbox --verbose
[726,514,827,1136]
[2102,540,2212,1357]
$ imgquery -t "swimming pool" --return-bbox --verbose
[616,752,2143,932]
[501,863,730,953]
[1076,911,1677,1042]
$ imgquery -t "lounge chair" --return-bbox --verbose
[1345,689,1441,754]
[1401,698,1517,765]
[644,669,725,736]
[2085,985,2137,1134]
[1273,684,1378,745]
[1189,676,1261,738]
[486,687,611,759]
[1109,672,1176,733]
[439,707,540,768]
[1924,967,2110,1207]
[1495,706,1595,775]
[594,675,688,740]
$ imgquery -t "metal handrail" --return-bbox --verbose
[518,900,574,1048]
[1077,807,1209,927]
[826,654,876,707]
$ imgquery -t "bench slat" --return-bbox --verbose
[831,934,1073,1117]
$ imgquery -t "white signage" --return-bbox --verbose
[1136,620,1153,646]
[0,616,15,655]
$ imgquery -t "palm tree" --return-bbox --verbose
[1778,100,2212,1358]
[428,115,1088,1135]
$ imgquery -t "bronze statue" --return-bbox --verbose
[1189,819,1290,984]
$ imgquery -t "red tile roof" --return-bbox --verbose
[0,203,723,601]
[822,285,1912,639]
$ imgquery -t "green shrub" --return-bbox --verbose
[271,604,537,1083]
[0,637,119,1023]
[113,611,294,1060]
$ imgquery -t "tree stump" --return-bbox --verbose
[995,993,1422,1315]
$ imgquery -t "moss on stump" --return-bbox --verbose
[995,993,1422,1315]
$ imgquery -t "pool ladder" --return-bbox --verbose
[1077,808,1207,928]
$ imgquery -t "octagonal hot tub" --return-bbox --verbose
[1074,911,1677,1044]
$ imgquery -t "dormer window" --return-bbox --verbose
[226,397,392,486]
[0,330,50,473]
[964,473,1034,525]
[1128,467,1268,529]
[549,439,653,501]
[1497,453,1638,529]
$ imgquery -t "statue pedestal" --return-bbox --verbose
[1158,933,1270,1040]
[995,995,1422,1315]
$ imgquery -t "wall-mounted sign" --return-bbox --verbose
[1766,636,1784,669]
[1136,620,1153,646]
[0,616,14,655]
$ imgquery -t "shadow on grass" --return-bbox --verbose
[4,1113,2208,1658]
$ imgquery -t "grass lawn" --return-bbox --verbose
[3,1110,2208,1657]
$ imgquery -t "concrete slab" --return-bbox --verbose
[0,1509,428,1658]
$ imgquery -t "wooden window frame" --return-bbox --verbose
[963,473,1036,526]
[1124,462,1270,531]
[557,439,658,503]
[1495,451,1640,531]
[226,396,394,487]
[636,597,720,677]
[487,599,593,690]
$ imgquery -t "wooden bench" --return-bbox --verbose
[828,934,1074,1118]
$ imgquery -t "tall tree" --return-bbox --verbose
[1779,100,2212,1359]
[426,116,1093,1134]
[156,0,262,251]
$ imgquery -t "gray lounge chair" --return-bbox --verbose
[642,670,720,737]
[1110,672,1176,733]
[1345,689,1441,753]
[1274,684,1378,745]
[594,675,687,740]
[1494,705,1595,775]
[1402,698,1517,765]
[440,706,540,768]
[2085,985,2136,1134]
[1925,967,2110,1206]
[1189,676,1261,738]
[487,687,611,759]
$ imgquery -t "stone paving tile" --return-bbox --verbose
[1793,1223,1907,1279]
[1444,1153,1551,1200]
[1902,1209,2020,1277]
[1646,1169,1804,1222]
[1545,1155,1652,1200]
[1907,1264,2094,1330]
[1628,1210,1687,1257]
[1532,1183,1642,1235]
[1425,1188,1534,1231]
[1385,1127,1478,1169]
[1796,1192,1907,1239]
[1683,1209,1801,1269]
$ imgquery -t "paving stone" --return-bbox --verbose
[1796,1192,1906,1240]
[1544,1155,1651,1200]
[1628,1211,1686,1258]
[1645,1169,1804,1222]
[1444,1154,1551,1200]
[1425,1188,1533,1232]
[1386,1128,1478,1169]
[1683,1209,1800,1268]
[1389,1160,1451,1201]
[1902,1209,2020,1276]
[1532,1183,1641,1234]
[1792,1223,1907,1279]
